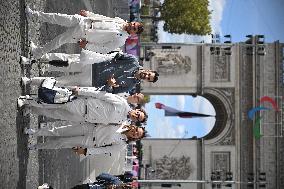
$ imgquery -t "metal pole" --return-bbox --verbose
[137,180,267,185]
[137,179,210,184]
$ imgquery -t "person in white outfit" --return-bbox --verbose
[20,50,121,87]
[20,76,145,105]
[25,7,144,58]
[20,49,159,92]
[18,87,148,124]
[25,123,146,157]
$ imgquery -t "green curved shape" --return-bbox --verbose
[253,117,262,139]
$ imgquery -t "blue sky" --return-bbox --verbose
[158,0,284,43]
[146,0,284,138]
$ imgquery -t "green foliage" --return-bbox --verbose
[160,0,211,35]
[143,95,150,104]
[141,5,150,16]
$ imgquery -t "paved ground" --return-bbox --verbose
[0,0,118,188]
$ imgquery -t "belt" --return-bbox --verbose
[85,104,88,115]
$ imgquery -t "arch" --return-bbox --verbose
[201,88,234,145]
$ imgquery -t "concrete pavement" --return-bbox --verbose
[0,0,129,188]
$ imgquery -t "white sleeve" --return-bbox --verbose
[85,41,118,54]
[85,35,125,54]
[86,143,126,157]
[78,88,124,104]
[85,11,108,19]
[77,88,106,97]
[80,49,115,64]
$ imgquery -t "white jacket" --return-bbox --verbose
[77,88,131,124]
[86,124,128,156]
[83,11,129,54]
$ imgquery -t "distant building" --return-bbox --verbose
[139,37,284,189]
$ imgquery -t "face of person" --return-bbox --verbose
[129,109,145,122]
[128,93,144,104]
[139,70,155,82]
[127,126,144,139]
[126,22,141,35]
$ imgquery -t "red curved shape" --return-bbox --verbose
[155,102,164,109]
[260,96,279,111]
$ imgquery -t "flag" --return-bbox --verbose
[155,102,214,118]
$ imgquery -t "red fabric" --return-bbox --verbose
[155,102,164,109]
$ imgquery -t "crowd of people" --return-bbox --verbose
[18,6,160,189]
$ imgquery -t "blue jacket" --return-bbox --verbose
[95,173,122,185]
[92,53,141,94]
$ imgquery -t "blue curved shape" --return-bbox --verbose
[248,106,270,120]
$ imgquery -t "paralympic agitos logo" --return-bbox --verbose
[247,96,279,139]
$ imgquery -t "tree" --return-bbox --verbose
[160,0,211,35]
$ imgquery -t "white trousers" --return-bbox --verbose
[41,53,83,73]
[32,10,88,58]
[29,73,92,87]
[34,123,96,149]
[41,50,115,72]
[26,98,86,122]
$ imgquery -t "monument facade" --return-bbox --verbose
[139,38,284,189]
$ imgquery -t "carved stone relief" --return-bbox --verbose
[210,53,231,82]
[218,128,235,145]
[211,152,231,179]
[153,155,193,179]
[153,53,192,75]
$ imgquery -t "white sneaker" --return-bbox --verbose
[38,183,50,189]
[25,6,34,18]
[27,143,37,150]
[24,128,35,135]
[20,56,36,65]
[17,98,28,108]
[30,41,38,52]
[21,77,31,86]
[30,41,42,59]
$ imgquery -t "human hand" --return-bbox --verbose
[79,10,88,17]
[107,74,119,87]
[71,86,79,95]
[72,146,86,155]
[78,39,88,48]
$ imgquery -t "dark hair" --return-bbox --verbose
[141,127,148,139]
[151,71,159,83]
[136,23,144,34]
[138,108,148,123]
[127,126,147,142]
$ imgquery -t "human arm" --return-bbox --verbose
[72,146,87,155]
[85,31,126,54]
[85,143,126,157]
[73,86,125,104]
[85,41,119,54]
[80,10,109,19]
[79,49,117,64]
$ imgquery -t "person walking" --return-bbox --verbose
[20,49,159,93]
[18,88,148,124]
[25,7,144,58]
[25,123,146,157]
